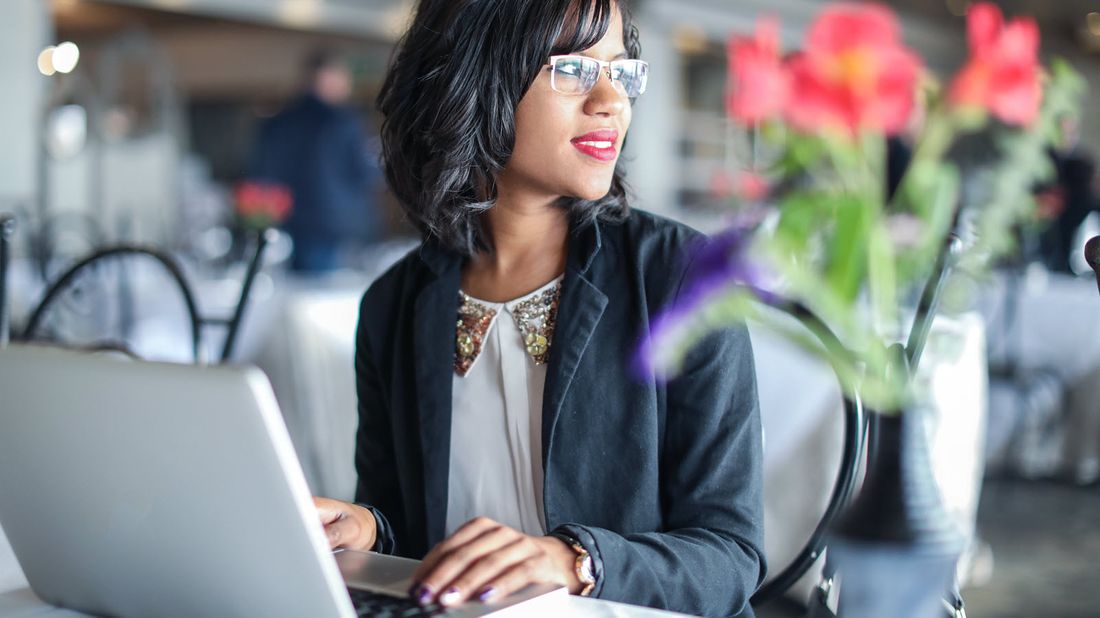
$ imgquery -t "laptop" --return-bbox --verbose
[0,344,563,617]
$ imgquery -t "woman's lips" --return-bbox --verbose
[571,130,619,162]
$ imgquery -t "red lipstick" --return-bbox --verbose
[571,129,620,162]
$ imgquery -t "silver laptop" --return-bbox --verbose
[0,344,562,617]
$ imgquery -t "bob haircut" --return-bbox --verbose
[377,0,642,256]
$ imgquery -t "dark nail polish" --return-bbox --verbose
[414,585,434,605]
[478,587,496,603]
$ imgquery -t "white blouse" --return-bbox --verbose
[445,275,564,538]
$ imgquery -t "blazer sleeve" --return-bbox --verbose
[553,261,767,616]
[352,297,401,555]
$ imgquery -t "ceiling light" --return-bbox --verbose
[277,0,322,28]
[37,46,56,76]
[52,42,80,74]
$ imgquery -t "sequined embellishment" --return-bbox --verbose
[511,283,561,365]
[454,281,562,376]
[455,292,497,377]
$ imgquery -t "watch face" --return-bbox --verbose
[579,553,595,583]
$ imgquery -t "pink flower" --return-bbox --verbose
[727,18,790,125]
[236,181,293,225]
[949,2,1041,126]
[783,3,921,136]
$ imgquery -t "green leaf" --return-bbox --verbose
[867,223,898,332]
[824,194,870,304]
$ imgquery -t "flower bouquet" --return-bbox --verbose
[642,2,1084,411]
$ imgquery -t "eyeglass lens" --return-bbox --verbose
[550,56,648,97]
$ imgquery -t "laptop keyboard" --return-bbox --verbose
[348,588,450,617]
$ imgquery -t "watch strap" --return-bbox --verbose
[549,532,596,596]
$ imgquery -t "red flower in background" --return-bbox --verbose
[727,18,789,124]
[783,4,922,136]
[235,181,293,226]
[949,2,1041,126]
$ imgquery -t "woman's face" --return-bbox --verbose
[498,8,633,204]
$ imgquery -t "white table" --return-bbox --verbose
[0,574,688,618]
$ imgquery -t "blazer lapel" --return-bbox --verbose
[541,222,608,469]
[413,245,461,548]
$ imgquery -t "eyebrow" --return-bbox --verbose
[579,51,630,61]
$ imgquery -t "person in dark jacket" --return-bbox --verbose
[312,1,765,616]
[1036,115,1098,273]
[251,49,381,272]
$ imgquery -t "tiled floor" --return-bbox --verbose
[961,479,1100,617]
[755,478,1100,617]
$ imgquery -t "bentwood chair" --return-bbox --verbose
[751,234,965,616]
[19,228,276,364]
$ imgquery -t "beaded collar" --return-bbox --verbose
[454,280,562,377]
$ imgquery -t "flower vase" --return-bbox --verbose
[828,407,967,618]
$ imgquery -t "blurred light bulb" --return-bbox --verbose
[1088,12,1100,38]
[52,42,80,74]
[946,0,970,17]
[278,0,321,27]
[37,46,56,76]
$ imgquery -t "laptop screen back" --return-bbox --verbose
[0,345,354,618]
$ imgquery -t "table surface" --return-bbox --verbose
[0,585,690,617]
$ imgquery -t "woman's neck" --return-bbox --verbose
[461,196,569,303]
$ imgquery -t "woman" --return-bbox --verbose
[313,0,765,615]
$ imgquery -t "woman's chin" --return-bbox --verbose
[571,183,614,202]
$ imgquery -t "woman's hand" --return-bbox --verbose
[409,517,581,607]
[313,496,377,551]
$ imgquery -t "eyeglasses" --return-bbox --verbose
[547,55,649,98]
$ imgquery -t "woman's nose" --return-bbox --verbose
[583,70,627,117]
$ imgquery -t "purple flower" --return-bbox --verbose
[635,221,775,381]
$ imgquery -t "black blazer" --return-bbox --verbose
[353,209,765,617]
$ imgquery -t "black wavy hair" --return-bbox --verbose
[377,0,642,256]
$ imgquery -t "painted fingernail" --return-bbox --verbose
[414,585,434,605]
[439,586,462,606]
[478,587,496,603]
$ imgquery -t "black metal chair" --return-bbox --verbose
[750,233,964,611]
[19,228,275,364]
[1085,237,1100,298]
[1,213,15,346]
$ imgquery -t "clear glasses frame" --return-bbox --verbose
[547,55,649,98]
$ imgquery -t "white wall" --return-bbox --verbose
[0,0,51,211]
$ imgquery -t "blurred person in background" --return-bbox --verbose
[251,48,382,273]
[1036,114,1097,273]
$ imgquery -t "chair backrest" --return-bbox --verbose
[750,313,867,608]
[1085,236,1100,298]
[20,246,203,362]
[751,233,963,609]
[0,213,14,347]
[18,228,274,364]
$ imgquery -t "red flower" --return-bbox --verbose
[783,3,921,136]
[949,2,1041,126]
[727,18,790,125]
[235,181,293,225]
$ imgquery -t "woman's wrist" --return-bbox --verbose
[353,504,379,550]
[540,535,586,595]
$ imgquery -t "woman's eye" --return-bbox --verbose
[556,61,582,77]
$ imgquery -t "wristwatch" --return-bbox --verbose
[551,533,596,596]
